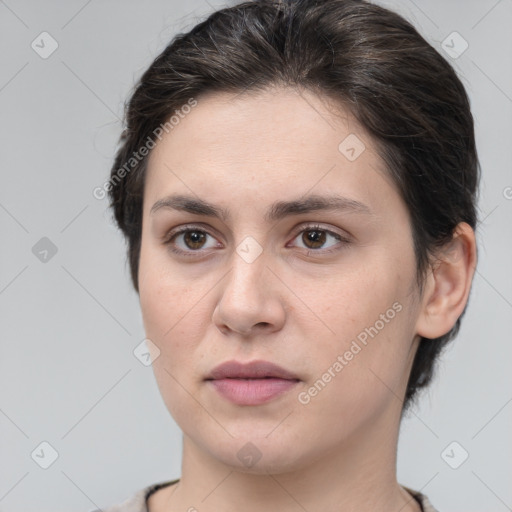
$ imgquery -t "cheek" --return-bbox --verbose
[138,239,192,335]
[306,260,417,402]
[139,271,203,358]
[138,262,208,422]
[138,242,216,371]
[296,314,416,437]
[318,264,400,337]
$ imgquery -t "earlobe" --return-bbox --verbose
[415,222,477,340]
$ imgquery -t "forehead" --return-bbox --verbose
[148,86,365,166]
[144,87,398,219]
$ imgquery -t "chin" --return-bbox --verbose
[199,433,316,475]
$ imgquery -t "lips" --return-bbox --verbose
[205,359,300,381]
[205,360,300,405]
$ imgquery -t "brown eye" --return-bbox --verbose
[183,230,207,250]
[302,229,327,249]
[290,224,347,253]
[164,226,221,257]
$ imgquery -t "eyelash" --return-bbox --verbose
[163,223,351,258]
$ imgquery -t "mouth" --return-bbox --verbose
[205,359,300,380]
[205,359,300,405]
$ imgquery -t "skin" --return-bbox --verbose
[137,86,477,512]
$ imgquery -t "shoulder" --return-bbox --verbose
[403,486,440,512]
[88,479,179,512]
[93,481,438,512]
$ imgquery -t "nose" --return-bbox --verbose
[212,250,286,336]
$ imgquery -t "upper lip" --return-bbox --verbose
[206,360,300,380]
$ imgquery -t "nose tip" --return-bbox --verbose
[212,261,286,336]
[214,304,275,336]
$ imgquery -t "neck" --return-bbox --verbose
[162,399,419,512]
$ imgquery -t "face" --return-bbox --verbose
[138,87,423,473]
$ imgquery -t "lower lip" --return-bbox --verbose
[207,378,299,405]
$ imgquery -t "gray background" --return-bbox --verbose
[1,0,511,510]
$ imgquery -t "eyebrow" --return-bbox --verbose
[149,193,374,222]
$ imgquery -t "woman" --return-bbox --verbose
[99,0,479,510]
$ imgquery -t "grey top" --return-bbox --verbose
[92,479,439,512]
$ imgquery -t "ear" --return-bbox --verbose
[415,222,477,339]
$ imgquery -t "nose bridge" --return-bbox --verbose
[226,241,269,302]
[213,237,286,335]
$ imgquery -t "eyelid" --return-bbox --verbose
[289,222,352,243]
[163,223,222,255]
[163,222,351,257]
[163,222,221,242]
